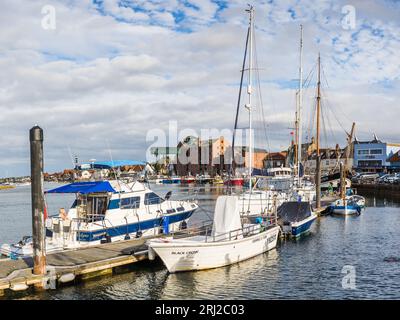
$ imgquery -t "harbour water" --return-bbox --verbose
[1,183,400,300]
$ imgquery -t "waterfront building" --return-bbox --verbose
[175,136,231,177]
[304,147,353,175]
[173,136,268,177]
[387,151,400,168]
[264,152,287,169]
[353,134,400,172]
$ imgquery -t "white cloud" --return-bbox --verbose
[0,0,399,176]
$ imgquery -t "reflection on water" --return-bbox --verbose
[1,183,400,299]
[161,250,280,300]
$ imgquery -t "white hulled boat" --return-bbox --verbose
[1,180,198,258]
[330,164,363,216]
[147,195,280,272]
[330,198,361,215]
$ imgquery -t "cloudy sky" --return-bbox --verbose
[0,0,399,177]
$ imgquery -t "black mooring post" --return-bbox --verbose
[30,125,46,278]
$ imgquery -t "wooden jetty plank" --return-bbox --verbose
[0,234,164,295]
[0,258,33,279]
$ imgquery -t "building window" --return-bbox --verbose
[358,160,382,167]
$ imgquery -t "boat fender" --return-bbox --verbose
[58,273,75,283]
[136,230,143,238]
[10,282,29,292]
[180,221,188,230]
[148,247,156,261]
[10,252,19,261]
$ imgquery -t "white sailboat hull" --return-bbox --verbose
[331,198,362,216]
[148,226,280,273]
[331,207,359,215]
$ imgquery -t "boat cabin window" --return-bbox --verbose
[144,192,164,205]
[76,194,108,222]
[120,196,141,209]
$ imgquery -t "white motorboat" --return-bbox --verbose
[1,179,198,258]
[147,195,280,273]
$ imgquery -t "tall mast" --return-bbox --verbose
[345,122,356,171]
[315,53,322,208]
[316,53,321,156]
[231,23,250,179]
[245,5,254,191]
[294,91,299,172]
[297,24,304,183]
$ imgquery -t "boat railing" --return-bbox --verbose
[48,214,124,243]
[207,223,270,243]
[167,219,275,243]
[169,219,213,239]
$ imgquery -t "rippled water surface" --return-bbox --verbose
[1,183,400,299]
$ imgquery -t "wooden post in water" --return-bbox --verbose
[30,125,47,282]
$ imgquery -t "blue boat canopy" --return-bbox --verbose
[45,181,116,194]
[78,160,146,170]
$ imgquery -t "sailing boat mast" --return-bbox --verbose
[315,53,322,208]
[345,122,356,171]
[294,91,299,171]
[231,24,250,179]
[297,25,304,185]
[245,5,254,191]
[316,53,321,156]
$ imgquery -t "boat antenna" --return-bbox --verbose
[67,145,75,168]
[106,140,123,193]
[67,145,77,182]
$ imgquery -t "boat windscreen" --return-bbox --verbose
[277,202,312,223]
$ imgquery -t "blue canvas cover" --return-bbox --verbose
[45,181,115,194]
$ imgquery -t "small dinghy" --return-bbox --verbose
[330,198,362,216]
[147,195,280,273]
[277,201,317,238]
[330,187,364,216]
